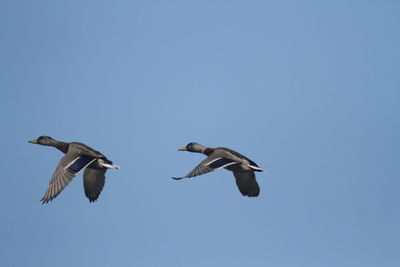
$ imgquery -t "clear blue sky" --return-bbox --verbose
[1,1,399,266]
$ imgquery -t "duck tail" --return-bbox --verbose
[250,165,264,172]
[101,162,120,169]
[98,157,120,169]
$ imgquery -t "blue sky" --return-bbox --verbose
[1,1,399,266]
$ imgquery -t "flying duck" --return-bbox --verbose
[29,136,119,203]
[173,142,263,197]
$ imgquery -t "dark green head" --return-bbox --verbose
[28,136,57,146]
[178,142,205,153]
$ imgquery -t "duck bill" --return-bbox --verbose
[28,139,38,144]
[178,146,187,151]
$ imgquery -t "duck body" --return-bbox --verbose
[29,136,119,203]
[173,142,263,197]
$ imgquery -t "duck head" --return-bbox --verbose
[178,142,206,153]
[28,136,58,146]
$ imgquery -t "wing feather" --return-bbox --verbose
[41,154,96,203]
[83,164,106,202]
[233,171,260,197]
[173,153,239,180]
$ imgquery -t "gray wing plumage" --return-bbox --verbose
[233,171,260,197]
[41,153,96,203]
[41,155,78,203]
[83,163,106,202]
[173,151,239,180]
[219,147,262,169]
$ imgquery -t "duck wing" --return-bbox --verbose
[233,171,260,197]
[83,163,106,202]
[173,151,239,180]
[41,154,96,203]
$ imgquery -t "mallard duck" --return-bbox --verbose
[28,136,119,203]
[173,142,263,197]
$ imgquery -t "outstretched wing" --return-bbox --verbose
[41,155,96,203]
[83,163,106,202]
[233,171,260,197]
[173,154,238,180]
